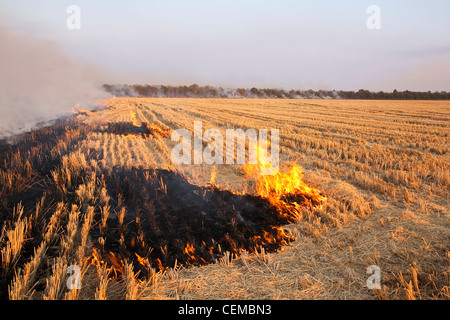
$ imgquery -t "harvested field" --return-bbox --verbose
[1,98,448,300]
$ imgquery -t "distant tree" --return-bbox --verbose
[392,89,399,99]
[250,87,260,96]
[236,88,246,97]
[101,84,449,100]
[208,88,218,97]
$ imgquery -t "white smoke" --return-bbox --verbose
[0,25,110,137]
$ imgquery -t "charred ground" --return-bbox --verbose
[0,114,318,298]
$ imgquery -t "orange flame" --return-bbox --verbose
[72,104,91,115]
[147,124,171,139]
[87,248,125,279]
[243,142,326,215]
[184,243,195,256]
[124,115,171,139]
[123,134,141,139]
[135,253,149,267]
[209,167,217,185]
[131,112,139,127]
[155,258,165,271]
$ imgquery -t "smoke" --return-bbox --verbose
[0,25,110,137]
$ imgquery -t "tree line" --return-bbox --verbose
[102,84,450,100]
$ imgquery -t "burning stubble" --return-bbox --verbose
[0,25,109,137]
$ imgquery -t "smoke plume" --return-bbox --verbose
[0,25,109,137]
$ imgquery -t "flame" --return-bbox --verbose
[243,142,326,217]
[147,124,171,139]
[135,253,149,267]
[123,134,141,139]
[253,228,290,249]
[72,104,91,115]
[155,258,165,271]
[184,243,195,257]
[87,248,125,279]
[209,167,217,185]
[131,112,139,127]
[123,114,171,139]
[88,247,103,268]
[182,242,208,265]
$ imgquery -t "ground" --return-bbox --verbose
[1,98,448,300]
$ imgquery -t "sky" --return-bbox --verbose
[1,0,450,91]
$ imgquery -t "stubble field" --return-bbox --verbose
[1,98,448,300]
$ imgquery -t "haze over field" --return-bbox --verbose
[0,25,109,135]
[1,1,450,135]
[2,0,450,92]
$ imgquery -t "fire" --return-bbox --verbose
[184,243,195,257]
[146,124,171,139]
[131,112,140,127]
[135,253,149,267]
[155,258,165,271]
[87,248,125,279]
[123,134,142,140]
[209,167,217,185]
[183,242,208,265]
[72,104,91,115]
[243,142,326,216]
[254,164,326,203]
[118,114,171,139]
[72,104,80,113]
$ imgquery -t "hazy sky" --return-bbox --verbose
[2,0,450,91]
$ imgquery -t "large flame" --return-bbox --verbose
[238,142,327,250]
[242,142,326,216]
